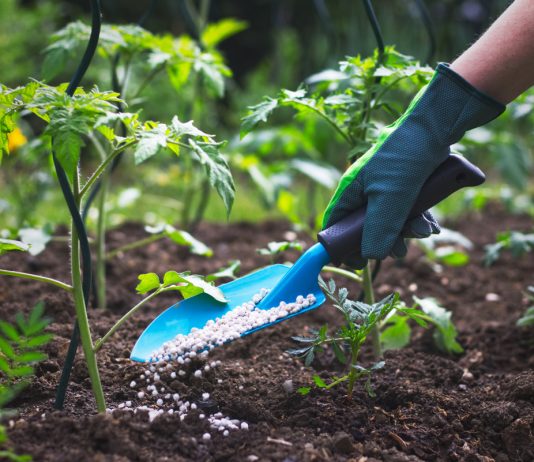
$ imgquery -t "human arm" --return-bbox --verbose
[324,0,534,267]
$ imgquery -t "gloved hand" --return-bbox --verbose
[322,63,505,268]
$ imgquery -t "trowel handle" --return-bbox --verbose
[317,154,485,265]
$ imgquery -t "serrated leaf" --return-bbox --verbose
[195,57,226,97]
[134,124,168,164]
[136,273,161,294]
[52,130,84,178]
[171,117,213,139]
[189,140,235,216]
[241,99,279,138]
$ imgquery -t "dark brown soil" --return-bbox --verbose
[1,205,533,461]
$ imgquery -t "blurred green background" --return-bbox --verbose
[0,0,532,233]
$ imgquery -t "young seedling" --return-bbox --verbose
[415,227,473,268]
[484,230,534,266]
[0,81,234,412]
[0,302,52,410]
[517,286,534,327]
[0,302,51,462]
[241,47,433,357]
[290,278,428,398]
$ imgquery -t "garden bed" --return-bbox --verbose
[1,205,533,461]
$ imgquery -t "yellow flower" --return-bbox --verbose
[7,128,27,152]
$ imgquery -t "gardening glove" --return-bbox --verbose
[322,63,505,269]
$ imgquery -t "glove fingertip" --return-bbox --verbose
[390,237,408,259]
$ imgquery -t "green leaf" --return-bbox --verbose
[14,352,47,363]
[297,386,311,396]
[207,260,241,281]
[8,366,34,378]
[52,129,84,178]
[413,296,463,354]
[136,273,161,294]
[0,337,15,359]
[162,225,213,257]
[189,140,235,216]
[25,334,53,348]
[380,315,411,351]
[304,348,315,367]
[162,271,227,303]
[134,124,168,164]
[0,322,19,342]
[517,306,534,327]
[290,158,341,189]
[201,19,248,48]
[240,98,279,138]
[171,116,213,139]
[29,301,46,328]
[0,239,30,256]
[194,55,228,97]
[257,241,303,256]
[313,375,327,388]
[332,342,347,364]
[434,247,469,266]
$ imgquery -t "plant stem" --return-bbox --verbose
[94,289,161,352]
[363,262,381,359]
[70,174,106,412]
[106,234,164,260]
[0,269,73,292]
[347,347,361,397]
[322,266,363,283]
[191,178,211,231]
[95,171,109,309]
[80,141,136,198]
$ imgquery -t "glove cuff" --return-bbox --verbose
[433,63,506,142]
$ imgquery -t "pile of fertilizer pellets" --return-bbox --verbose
[112,289,316,440]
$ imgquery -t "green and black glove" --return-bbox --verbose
[323,63,505,268]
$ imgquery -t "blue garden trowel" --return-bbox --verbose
[131,154,484,362]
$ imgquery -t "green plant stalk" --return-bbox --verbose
[71,174,106,412]
[191,177,211,230]
[95,171,109,309]
[346,345,361,397]
[80,141,136,198]
[363,262,381,358]
[106,234,164,260]
[0,269,73,292]
[322,266,363,283]
[94,289,161,352]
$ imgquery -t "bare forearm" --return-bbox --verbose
[451,0,534,104]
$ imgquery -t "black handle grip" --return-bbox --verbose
[317,154,485,265]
